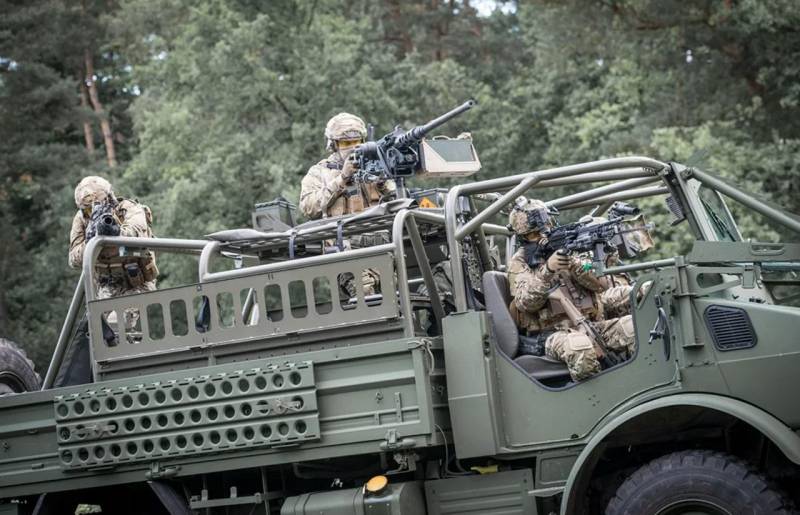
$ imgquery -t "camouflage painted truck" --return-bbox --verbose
[1,155,799,515]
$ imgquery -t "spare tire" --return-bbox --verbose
[0,338,41,394]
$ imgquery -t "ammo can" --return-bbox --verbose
[252,197,298,232]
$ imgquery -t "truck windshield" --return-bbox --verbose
[697,184,740,242]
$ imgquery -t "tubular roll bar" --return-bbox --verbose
[445,157,669,311]
[53,156,800,388]
[42,272,86,389]
[688,168,800,235]
[82,236,209,301]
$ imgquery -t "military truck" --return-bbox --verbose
[1,156,799,515]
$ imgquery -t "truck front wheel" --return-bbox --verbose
[605,450,796,515]
[0,338,40,394]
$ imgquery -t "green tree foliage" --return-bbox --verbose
[1,0,799,369]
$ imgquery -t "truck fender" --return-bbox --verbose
[560,393,800,515]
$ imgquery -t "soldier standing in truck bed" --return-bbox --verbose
[69,176,158,331]
[300,113,396,298]
[507,197,636,382]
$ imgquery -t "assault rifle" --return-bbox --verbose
[548,286,623,368]
[85,200,120,241]
[528,202,651,273]
[352,100,477,187]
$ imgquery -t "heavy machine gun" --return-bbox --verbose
[352,100,479,188]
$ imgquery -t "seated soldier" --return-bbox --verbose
[507,197,636,382]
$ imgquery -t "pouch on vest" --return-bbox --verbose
[125,263,145,288]
[141,257,159,283]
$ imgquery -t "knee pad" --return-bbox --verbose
[565,332,593,353]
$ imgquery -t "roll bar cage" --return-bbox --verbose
[44,156,800,387]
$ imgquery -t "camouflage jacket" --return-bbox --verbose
[69,198,157,280]
[599,273,634,318]
[299,154,396,219]
[508,247,607,333]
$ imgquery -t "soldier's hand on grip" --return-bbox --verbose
[546,250,571,273]
[341,154,359,183]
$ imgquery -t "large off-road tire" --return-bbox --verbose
[606,450,797,515]
[0,338,41,394]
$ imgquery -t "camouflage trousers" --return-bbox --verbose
[97,276,156,335]
[545,315,636,382]
[337,232,389,299]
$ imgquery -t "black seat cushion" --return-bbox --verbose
[482,271,571,382]
[482,271,520,358]
[514,354,571,381]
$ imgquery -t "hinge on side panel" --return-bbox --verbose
[379,429,416,451]
[145,462,181,480]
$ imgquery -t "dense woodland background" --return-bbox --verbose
[1,0,799,371]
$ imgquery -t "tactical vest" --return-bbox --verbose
[510,274,602,334]
[94,198,158,284]
[324,161,386,217]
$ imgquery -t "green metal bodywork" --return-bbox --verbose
[1,157,799,514]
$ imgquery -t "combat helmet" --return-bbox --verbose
[509,197,554,237]
[325,113,367,152]
[74,176,114,210]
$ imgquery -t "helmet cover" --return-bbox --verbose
[509,197,552,236]
[74,176,113,209]
[325,113,367,150]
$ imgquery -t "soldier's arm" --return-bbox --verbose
[300,166,345,219]
[68,212,86,269]
[570,256,606,292]
[378,179,397,196]
[600,284,634,316]
[119,201,149,238]
[511,264,557,313]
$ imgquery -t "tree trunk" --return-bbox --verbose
[83,48,117,168]
[79,79,96,155]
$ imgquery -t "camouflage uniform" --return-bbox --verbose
[299,152,396,220]
[300,113,396,298]
[506,197,635,382]
[69,177,158,331]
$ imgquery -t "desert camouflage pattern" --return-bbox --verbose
[508,248,605,333]
[336,232,390,298]
[74,175,113,208]
[508,239,641,380]
[324,112,367,151]
[620,214,655,256]
[69,197,158,318]
[545,314,635,381]
[299,153,396,219]
[98,278,157,336]
[508,197,550,236]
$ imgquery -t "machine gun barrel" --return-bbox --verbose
[395,99,476,147]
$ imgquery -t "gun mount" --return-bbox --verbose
[354,100,480,186]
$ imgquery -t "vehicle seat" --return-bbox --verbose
[482,271,570,382]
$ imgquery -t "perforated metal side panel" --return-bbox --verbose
[54,361,318,469]
[704,305,757,351]
[425,469,536,515]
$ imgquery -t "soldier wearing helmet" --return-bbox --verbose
[299,113,396,298]
[507,197,636,382]
[69,176,158,333]
[299,112,396,219]
[577,214,653,318]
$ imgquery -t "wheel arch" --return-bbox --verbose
[560,393,800,515]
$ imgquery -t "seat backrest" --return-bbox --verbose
[481,271,519,358]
